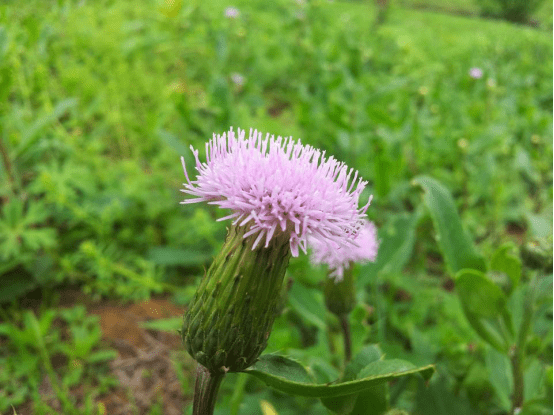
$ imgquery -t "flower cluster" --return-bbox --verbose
[181,127,370,257]
[310,220,379,280]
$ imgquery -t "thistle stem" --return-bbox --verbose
[340,314,352,363]
[193,364,225,415]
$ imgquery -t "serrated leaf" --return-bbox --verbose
[413,176,486,274]
[244,354,434,398]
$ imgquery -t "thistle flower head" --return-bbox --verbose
[181,127,371,257]
[469,67,483,79]
[310,220,379,280]
[224,7,240,18]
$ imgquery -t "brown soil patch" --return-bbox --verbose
[13,293,196,415]
[91,297,194,415]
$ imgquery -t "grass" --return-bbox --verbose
[0,0,552,413]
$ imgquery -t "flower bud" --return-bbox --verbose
[182,225,291,373]
[324,265,356,316]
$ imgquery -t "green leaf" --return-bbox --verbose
[87,350,118,364]
[413,176,486,274]
[349,384,389,415]
[158,0,184,18]
[0,267,36,304]
[490,243,521,293]
[358,213,418,287]
[485,347,512,412]
[321,345,383,414]
[456,269,511,352]
[287,282,326,330]
[456,270,507,318]
[244,354,434,398]
[139,317,182,333]
[343,344,382,381]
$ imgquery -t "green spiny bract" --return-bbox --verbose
[182,225,291,374]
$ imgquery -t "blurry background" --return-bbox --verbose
[0,0,552,414]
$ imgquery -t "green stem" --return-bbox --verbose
[511,275,536,414]
[0,134,16,191]
[511,351,524,414]
[340,314,352,363]
[193,364,225,415]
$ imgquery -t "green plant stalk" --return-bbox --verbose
[324,267,357,363]
[511,276,536,414]
[339,314,352,363]
[193,364,225,415]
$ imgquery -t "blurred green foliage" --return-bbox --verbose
[0,0,552,413]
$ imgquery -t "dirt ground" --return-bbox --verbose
[14,290,196,415]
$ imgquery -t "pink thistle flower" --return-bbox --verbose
[469,67,483,79]
[224,7,240,18]
[180,127,371,257]
[310,220,379,281]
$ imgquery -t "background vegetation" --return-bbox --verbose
[0,0,551,414]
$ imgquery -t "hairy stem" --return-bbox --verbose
[193,364,225,415]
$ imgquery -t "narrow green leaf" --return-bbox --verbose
[485,347,512,412]
[244,354,434,398]
[413,176,486,274]
[87,350,118,364]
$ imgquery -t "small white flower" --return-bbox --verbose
[231,73,245,86]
